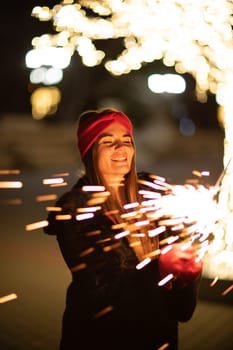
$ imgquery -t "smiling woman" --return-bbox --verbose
[94,122,134,184]
[43,107,203,350]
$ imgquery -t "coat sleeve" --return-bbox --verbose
[136,257,201,322]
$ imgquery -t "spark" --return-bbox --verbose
[45,206,62,212]
[77,206,101,213]
[0,293,18,304]
[52,172,70,177]
[160,245,173,255]
[158,343,170,350]
[103,242,122,252]
[139,190,161,199]
[42,177,64,185]
[158,274,174,287]
[135,219,150,227]
[36,194,58,202]
[0,169,20,175]
[85,230,101,237]
[1,198,23,205]
[79,247,95,257]
[56,214,72,220]
[138,179,171,191]
[25,220,48,231]
[221,284,233,296]
[0,181,23,189]
[158,217,186,226]
[76,213,94,221]
[82,185,105,192]
[160,236,179,246]
[124,202,139,209]
[70,263,87,272]
[94,305,113,319]
[210,277,219,287]
[114,230,130,239]
[111,223,126,230]
[50,181,68,187]
[148,226,166,237]
[121,211,138,219]
[136,257,151,270]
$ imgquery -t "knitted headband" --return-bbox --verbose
[77,110,133,159]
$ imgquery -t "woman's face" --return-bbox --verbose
[95,122,135,184]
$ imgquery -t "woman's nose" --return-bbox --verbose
[115,140,125,148]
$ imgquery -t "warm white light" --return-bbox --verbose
[25,47,71,69]
[30,67,46,84]
[44,67,63,85]
[30,86,61,119]
[30,67,63,85]
[148,74,186,94]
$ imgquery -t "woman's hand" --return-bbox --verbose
[158,242,203,286]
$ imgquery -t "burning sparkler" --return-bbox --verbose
[76,168,231,287]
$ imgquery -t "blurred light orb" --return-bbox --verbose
[25,47,71,69]
[30,86,61,119]
[44,67,63,85]
[179,117,196,136]
[30,67,63,85]
[30,67,47,84]
[148,74,186,94]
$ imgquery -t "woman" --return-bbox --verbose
[44,108,203,350]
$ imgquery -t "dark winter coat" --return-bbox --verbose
[44,173,201,350]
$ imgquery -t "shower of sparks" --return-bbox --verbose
[72,170,233,287]
[5,165,227,299]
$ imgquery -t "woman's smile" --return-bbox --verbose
[95,122,135,183]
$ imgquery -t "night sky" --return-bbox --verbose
[0,1,57,115]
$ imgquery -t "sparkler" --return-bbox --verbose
[16,167,231,298]
[77,168,231,289]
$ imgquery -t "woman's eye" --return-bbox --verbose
[101,138,113,144]
[123,139,132,144]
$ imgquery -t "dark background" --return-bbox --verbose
[0,0,220,131]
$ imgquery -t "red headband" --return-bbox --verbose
[77,111,133,159]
